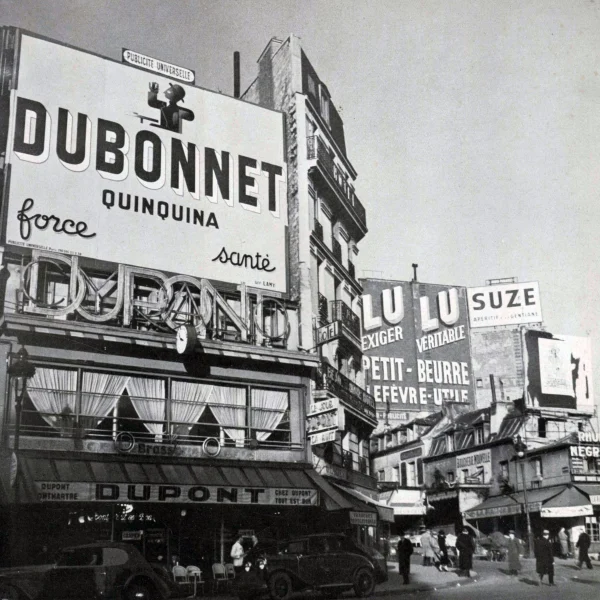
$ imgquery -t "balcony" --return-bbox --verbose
[318,293,329,326]
[314,219,323,242]
[330,300,360,339]
[307,136,367,232]
[348,261,356,280]
[332,237,342,263]
[315,362,377,426]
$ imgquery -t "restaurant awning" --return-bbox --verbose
[574,484,600,505]
[11,456,324,508]
[331,482,395,522]
[464,486,566,520]
[541,486,593,518]
[378,489,427,516]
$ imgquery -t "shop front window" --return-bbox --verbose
[13,367,293,450]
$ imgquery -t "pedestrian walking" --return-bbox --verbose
[535,530,555,586]
[437,530,450,572]
[506,531,523,575]
[576,530,593,569]
[397,532,414,585]
[456,528,475,577]
[420,529,435,566]
[557,527,569,558]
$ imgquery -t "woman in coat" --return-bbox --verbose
[558,527,569,558]
[506,531,523,575]
[420,530,435,566]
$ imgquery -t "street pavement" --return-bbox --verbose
[195,554,600,600]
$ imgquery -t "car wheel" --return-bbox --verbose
[125,582,155,600]
[0,585,21,600]
[268,572,293,600]
[353,568,375,597]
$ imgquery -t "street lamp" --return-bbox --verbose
[7,347,36,503]
[512,434,534,557]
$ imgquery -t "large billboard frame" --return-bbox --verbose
[0,27,290,296]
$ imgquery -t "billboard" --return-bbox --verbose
[524,330,594,411]
[467,281,542,328]
[361,280,475,424]
[2,32,287,293]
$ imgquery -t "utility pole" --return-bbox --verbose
[513,434,534,557]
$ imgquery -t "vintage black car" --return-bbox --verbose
[235,533,384,600]
[0,542,177,600]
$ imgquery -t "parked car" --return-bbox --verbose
[0,542,177,600]
[235,533,383,600]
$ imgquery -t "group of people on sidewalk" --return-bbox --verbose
[395,527,595,587]
[396,527,476,584]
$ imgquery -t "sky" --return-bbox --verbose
[1,0,599,400]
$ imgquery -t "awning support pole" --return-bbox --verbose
[220,517,225,564]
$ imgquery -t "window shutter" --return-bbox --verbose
[400,462,407,487]
[417,458,423,485]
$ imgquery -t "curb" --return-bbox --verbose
[373,573,481,596]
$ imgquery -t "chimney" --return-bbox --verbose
[233,51,240,98]
[256,37,283,109]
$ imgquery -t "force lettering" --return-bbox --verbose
[12,97,284,215]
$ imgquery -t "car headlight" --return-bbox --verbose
[257,558,267,570]
[244,562,252,572]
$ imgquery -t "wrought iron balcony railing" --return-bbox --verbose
[315,362,376,421]
[330,300,360,339]
[314,219,323,241]
[348,261,356,280]
[307,136,366,228]
[332,237,342,263]
[318,293,329,326]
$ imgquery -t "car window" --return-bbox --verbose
[310,538,331,554]
[102,547,129,566]
[57,548,102,566]
[283,540,306,554]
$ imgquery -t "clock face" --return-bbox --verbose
[176,325,196,354]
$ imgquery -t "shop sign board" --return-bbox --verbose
[316,321,342,346]
[309,429,337,446]
[4,33,288,293]
[455,449,492,484]
[467,282,542,328]
[34,482,318,506]
[541,505,593,518]
[122,530,144,541]
[361,280,475,424]
[308,398,339,417]
[349,511,377,526]
[524,331,594,411]
[122,49,195,83]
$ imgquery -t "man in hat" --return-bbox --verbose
[148,82,195,133]
[397,532,414,584]
[506,530,523,575]
[456,527,475,577]
[535,530,555,585]
[576,529,593,569]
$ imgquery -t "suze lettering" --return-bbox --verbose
[11,97,284,216]
[17,198,96,241]
[470,287,536,311]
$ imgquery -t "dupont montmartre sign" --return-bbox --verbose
[3,32,288,293]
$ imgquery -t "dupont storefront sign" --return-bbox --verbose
[467,282,542,328]
[35,482,318,506]
[361,279,475,421]
[3,33,287,292]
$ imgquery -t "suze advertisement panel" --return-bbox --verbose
[467,281,542,328]
[3,33,288,292]
[361,280,475,422]
[525,330,594,411]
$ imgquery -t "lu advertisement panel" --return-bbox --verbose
[361,280,475,423]
[3,33,288,293]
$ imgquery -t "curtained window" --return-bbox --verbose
[209,386,246,446]
[127,377,166,441]
[251,389,288,441]
[81,372,130,432]
[27,368,77,433]
[171,381,213,436]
